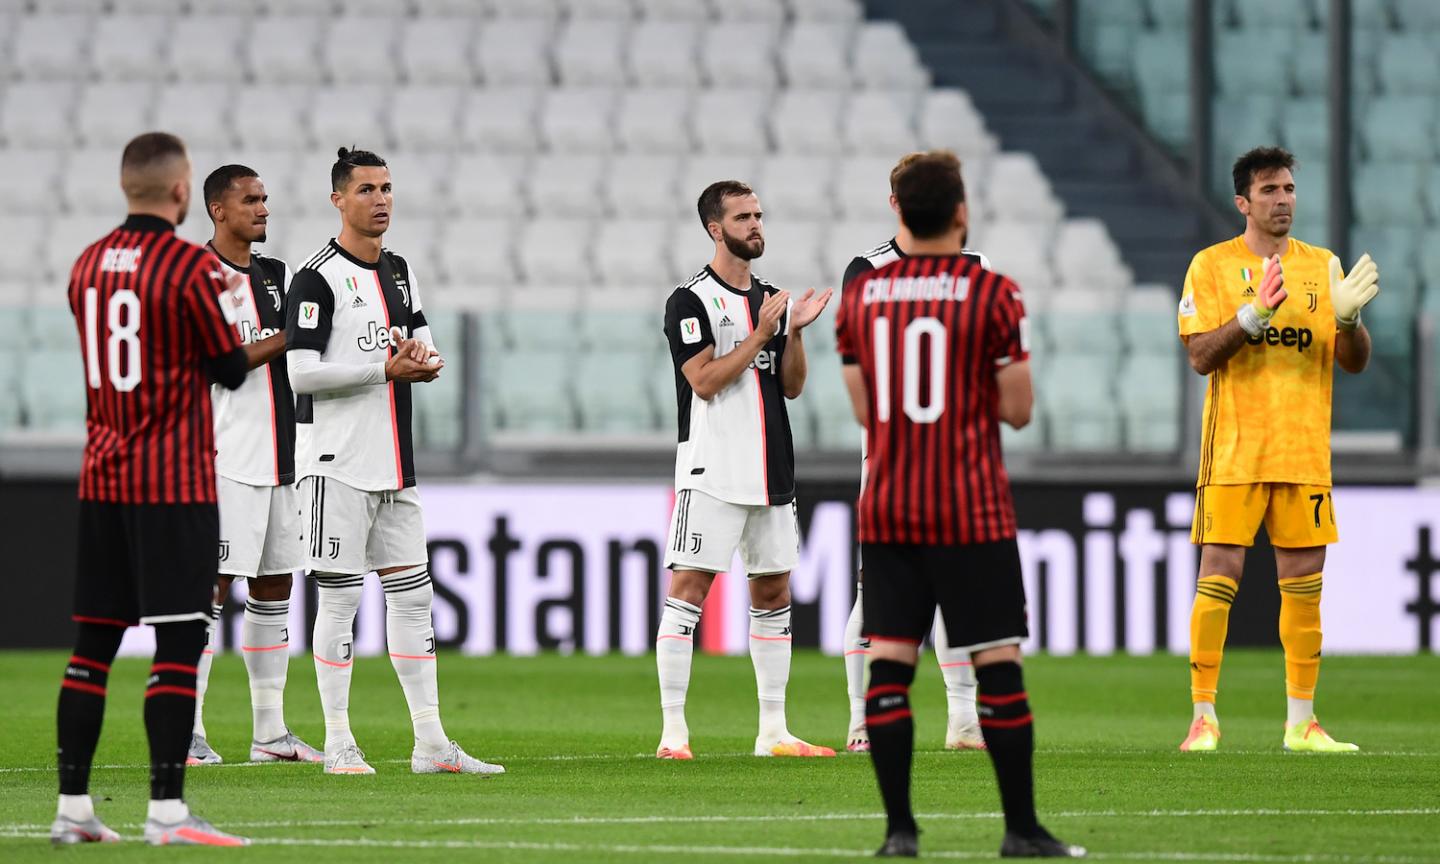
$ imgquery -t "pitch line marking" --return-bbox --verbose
[0,831,1436,863]
[4,807,1438,832]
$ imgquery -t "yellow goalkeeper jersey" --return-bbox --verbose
[1177,235,1339,487]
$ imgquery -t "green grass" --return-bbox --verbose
[2,650,1438,862]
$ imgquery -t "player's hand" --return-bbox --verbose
[756,290,789,338]
[1330,252,1379,328]
[1237,254,1286,336]
[789,286,834,331]
[385,341,442,382]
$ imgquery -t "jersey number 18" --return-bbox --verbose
[84,287,142,392]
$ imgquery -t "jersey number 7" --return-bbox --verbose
[873,316,946,424]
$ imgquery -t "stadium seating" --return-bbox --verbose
[0,0,1175,455]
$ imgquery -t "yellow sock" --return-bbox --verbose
[1189,575,1238,704]
[1278,573,1323,700]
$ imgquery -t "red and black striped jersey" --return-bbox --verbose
[835,254,1029,545]
[68,215,243,504]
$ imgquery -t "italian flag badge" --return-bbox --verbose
[1240,267,1254,281]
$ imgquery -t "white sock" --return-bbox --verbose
[312,573,362,752]
[192,602,223,738]
[1194,701,1218,722]
[1287,696,1314,728]
[656,597,700,748]
[146,799,189,824]
[750,604,793,743]
[57,794,94,821]
[242,596,291,743]
[382,565,448,753]
[933,612,978,726]
[844,583,868,732]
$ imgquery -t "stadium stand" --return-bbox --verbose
[0,0,1281,461]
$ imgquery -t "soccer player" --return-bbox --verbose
[287,147,502,776]
[1178,147,1379,754]
[53,132,265,846]
[835,154,1084,858]
[656,180,835,760]
[185,164,322,767]
[839,151,991,754]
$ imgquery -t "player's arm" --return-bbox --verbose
[1183,320,1249,376]
[240,262,293,370]
[185,258,247,390]
[989,278,1033,429]
[1331,253,1378,374]
[284,270,433,394]
[1180,253,1284,375]
[669,290,788,401]
[841,364,868,426]
[779,286,835,399]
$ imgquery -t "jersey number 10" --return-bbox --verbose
[84,287,142,392]
[873,316,946,425]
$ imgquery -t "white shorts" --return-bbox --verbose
[218,477,304,578]
[664,488,799,576]
[301,476,427,575]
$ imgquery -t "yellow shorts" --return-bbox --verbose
[1191,483,1338,548]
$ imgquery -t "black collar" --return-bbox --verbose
[205,242,250,273]
[705,265,754,297]
[121,214,175,233]
[330,239,381,271]
[890,237,908,259]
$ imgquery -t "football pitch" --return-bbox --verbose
[1,650,1437,862]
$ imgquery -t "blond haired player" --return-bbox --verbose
[1177,147,1379,753]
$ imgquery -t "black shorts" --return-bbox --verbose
[861,539,1028,652]
[74,501,219,626]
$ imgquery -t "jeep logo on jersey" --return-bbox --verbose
[736,344,779,373]
[239,320,279,345]
[357,321,410,352]
[1246,325,1314,351]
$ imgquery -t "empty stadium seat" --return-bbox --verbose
[842,91,918,156]
[593,220,675,285]
[692,89,772,155]
[1360,97,1437,162]
[451,153,529,216]
[977,221,1058,294]
[756,155,836,221]
[1123,285,1183,353]
[628,20,701,87]
[390,86,464,152]
[527,154,608,217]
[699,22,779,90]
[1227,0,1317,26]
[1376,34,1440,96]
[9,150,63,217]
[232,85,310,150]
[575,351,658,433]
[563,0,637,19]
[91,14,169,82]
[755,219,825,288]
[635,0,711,20]
[20,350,86,434]
[0,82,76,148]
[153,84,234,152]
[168,16,247,83]
[790,0,862,23]
[10,15,92,82]
[540,88,617,154]
[75,83,154,149]
[248,17,324,85]
[1039,355,1122,450]
[489,349,575,433]
[615,89,693,155]
[271,217,341,268]
[555,18,630,87]
[771,89,845,155]
[603,153,683,218]
[1054,219,1133,293]
[477,19,554,86]
[780,23,852,89]
[835,156,898,222]
[324,16,399,85]
[851,21,927,90]
[1352,162,1425,226]
[1392,0,1440,28]
[517,218,594,284]
[0,217,47,283]
[437,218,518,285]
[1119,351,1183,452]
[918,89,999,160]
[824,220,896,284]
[983,153,1064,225]
[399,17,477,85]
[460,88,542,153]
[61,148,125,217]
[309,86,389,154]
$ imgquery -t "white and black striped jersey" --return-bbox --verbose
[840,237,991,291]
[210,248,295,487]
[285,240,430,492]
[664,266,795,507]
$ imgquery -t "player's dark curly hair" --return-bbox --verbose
[203,164,259,206]
[697,180,754,232]
[894,152,966,240]
[1233,146,1295,198]
[331,146,387,192]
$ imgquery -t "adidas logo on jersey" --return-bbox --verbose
[718,315,734,327]
[351,295,367,309]
[1241,286,1256,297]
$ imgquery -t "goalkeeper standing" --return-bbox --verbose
[1177,147,1378,754]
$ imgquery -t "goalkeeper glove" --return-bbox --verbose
[1236,253,1287,337]
[1330,253,1379,330]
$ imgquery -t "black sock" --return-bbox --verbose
[146,620,206,802]
[57,622,127,796]
[866,659,918,837]
[977,661,1038,836]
